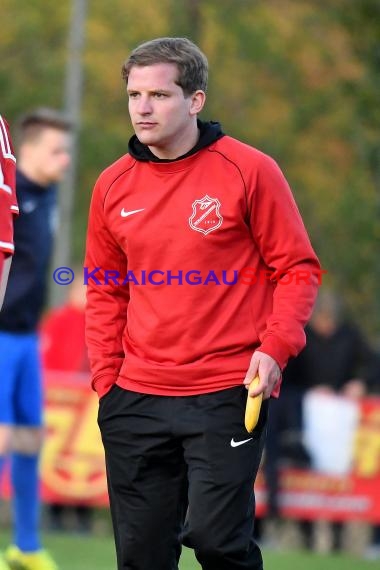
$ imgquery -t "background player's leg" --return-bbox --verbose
[11,333,43,552]
[0,331,19,478]
[0,426,12,481]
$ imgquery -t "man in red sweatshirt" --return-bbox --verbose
[85,37,320,570]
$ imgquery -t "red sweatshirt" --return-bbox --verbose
[0,116,18,259]
[40,304,89,372]
[85,129,320,398]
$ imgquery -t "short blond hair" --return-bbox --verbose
[122,37,208,96]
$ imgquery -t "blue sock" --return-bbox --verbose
[11,452,41,552]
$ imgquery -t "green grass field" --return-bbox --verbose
[0,532,376,570]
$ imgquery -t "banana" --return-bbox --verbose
[244,375,263,433]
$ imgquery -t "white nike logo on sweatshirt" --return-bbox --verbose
[121,208,145,218]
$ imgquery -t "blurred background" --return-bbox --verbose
[1,1,380,568]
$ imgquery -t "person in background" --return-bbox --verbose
[259,289,375,551]
[294,289,373,551]
[0,115,18,311]
[41,277,88,372]
[0,108,72,570]
[363,351,380,561]
[85,36,320,570]
[40,276,93,534]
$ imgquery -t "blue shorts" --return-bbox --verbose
[0,331,43,426]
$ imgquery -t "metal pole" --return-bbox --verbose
[51,0,87,306]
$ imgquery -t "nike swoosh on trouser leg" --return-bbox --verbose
[230,437,253,447]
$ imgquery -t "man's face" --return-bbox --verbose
[127,63,203,159]
[22,128,71,185]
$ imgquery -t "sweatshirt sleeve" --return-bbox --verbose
[0,116,17,257]
[84,177,129,398]
[249,153,321,371]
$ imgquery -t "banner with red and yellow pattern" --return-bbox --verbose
[3,372,380,521]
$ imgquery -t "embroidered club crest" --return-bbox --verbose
[189,195,223,235]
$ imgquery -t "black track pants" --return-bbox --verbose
[98,385,268,570]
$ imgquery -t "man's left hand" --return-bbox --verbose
[243,351,281,399]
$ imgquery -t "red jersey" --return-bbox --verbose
[85,133,320,398]
[0,116,18,257]
[40,304,89,372]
